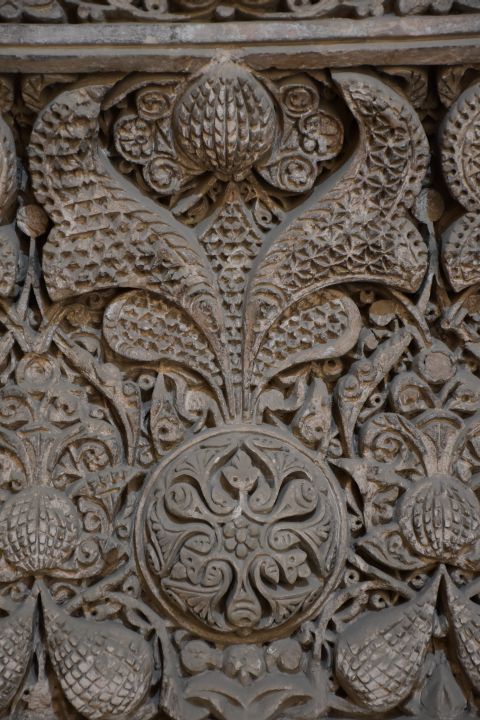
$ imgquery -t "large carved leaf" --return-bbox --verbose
[445,577,480,692]
[0,597,35,711]
[335,328,412,456]
[185,671,322,720]
[28,81,227,371]
[42,589,153,720]
[0,114,19,297]
[245,71,428,367]
[441,79,480,291]
[335,574,439,712]
[249,289,361,392]
[103,289,223,386]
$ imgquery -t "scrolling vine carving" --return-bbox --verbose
[0,59,478,720]
[2,0,480,23]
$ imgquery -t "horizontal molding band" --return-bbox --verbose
[1,15,480,71]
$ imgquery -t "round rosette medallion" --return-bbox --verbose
[136,425,347,642]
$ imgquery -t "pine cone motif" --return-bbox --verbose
[398,475,480,561]
[0,487,80,574]
[445,578,480,692]
[173,63,276,180]
[0,597,35,710]
[42,593,153,720]
[335,576,439,712]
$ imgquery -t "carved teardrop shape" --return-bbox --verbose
[173,63,276,180]
[335,576,439,712]
[0,487,80,573]
[0,597,35,710]
[445,578,480,693]
[398,475,480,561]
[42,592,153,720]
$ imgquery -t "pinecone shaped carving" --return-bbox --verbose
[173,63,276,180]
[335,575,440,712]
[0,597,35,711]
[0,487,80,574]
[445,577,480,692]
[42,591,153,720]
[398,476,480,561]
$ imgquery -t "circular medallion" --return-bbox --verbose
[136,425,347,642]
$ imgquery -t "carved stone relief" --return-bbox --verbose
[0,58,479,719]
[1,0,480,22]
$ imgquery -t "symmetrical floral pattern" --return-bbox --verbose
[2,0,479,22]
[138,427,345,639]
[0,58,479,720]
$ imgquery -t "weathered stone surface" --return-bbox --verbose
[0,14,479,720]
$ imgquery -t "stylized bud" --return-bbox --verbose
[173,63,276,180]
[0,487,80,573]
[398,475,480,561]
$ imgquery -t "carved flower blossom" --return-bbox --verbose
[114,116,155,163]
[142,429,342,638]
[223,517,260,559]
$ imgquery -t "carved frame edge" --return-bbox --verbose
[2,15,480,71]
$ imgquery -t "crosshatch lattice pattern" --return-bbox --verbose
[0,61,480,719]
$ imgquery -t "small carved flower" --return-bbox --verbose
[280,237,328,285]
[143,156,183,195]
[180,639,218,674]
[266,638,303,673]
[223,645,265,686]
[114,115,155,164]
[79,443,110,472]
[136,86,173,120]
[281,548,311,584]
[278,156,316,192]
[223,517,260,559]
[281,81,319,117]
[299,110,343,158]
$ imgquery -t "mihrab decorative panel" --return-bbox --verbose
[1,24,480,719]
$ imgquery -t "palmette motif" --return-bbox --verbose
[0,60,478,720]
